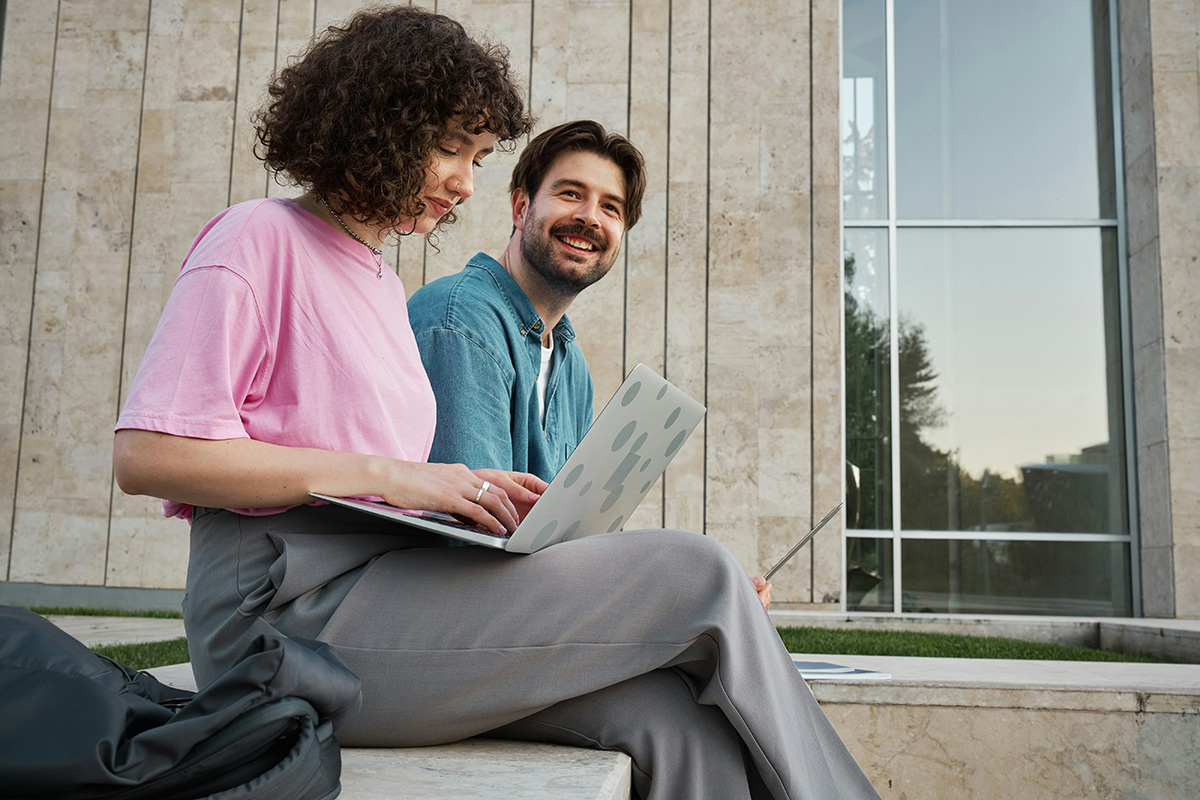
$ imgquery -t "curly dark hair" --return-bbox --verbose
[254,5,534,235]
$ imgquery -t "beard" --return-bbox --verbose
[519,216,619,296]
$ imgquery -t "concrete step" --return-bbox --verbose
[146,663,631,800]
[798,652,1200,798]
[771,608,1200,663]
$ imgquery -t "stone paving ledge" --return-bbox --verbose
[771,608,1200,662]
[45,614,186,647]
[144,662,631,800]
[797,652,1200,713]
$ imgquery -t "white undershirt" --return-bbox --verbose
[537,333,554,423]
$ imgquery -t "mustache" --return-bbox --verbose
[550,223,607,252]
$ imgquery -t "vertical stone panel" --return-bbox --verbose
[1119,0,1173,616]
[706,0,819,601]
[228,0,280,206]
[1149,0,1200,617]
[107,0,242,590]
[708,0,764,570]
[809,0,842,603]
[759,3,817,603]
[315,0,368,28]
[10,0,151,585]
[543,0,631,420]
[664,0,708,534]
[622,0,669,531]
[266,0,316,200]
[0,1,59,575]
[421,0,532,285]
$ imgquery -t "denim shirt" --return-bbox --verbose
[407,252,594,482]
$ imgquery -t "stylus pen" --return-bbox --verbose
[763,502,845,581]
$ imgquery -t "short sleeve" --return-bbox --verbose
[116,266,271,441]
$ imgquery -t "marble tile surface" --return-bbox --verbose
[620,4,668,531]
[10,0,151,585]
[1128,237,1164,354]
[1141,544,1178,617]
[1175,540,1200,617]
[1155,166,1200,263]
[227,0,279,206]
[1148,0,1200,72]
[1138,440,1173,553]
[661,0,709,535]
[47,614,186,647]
[339,741,631,800]
[0,2,60,574]
[107,0,240,589]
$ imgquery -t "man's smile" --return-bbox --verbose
[551,226,605,253]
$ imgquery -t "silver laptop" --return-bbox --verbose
[311,363,706,553]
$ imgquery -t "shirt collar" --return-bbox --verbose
[466,252,577,344]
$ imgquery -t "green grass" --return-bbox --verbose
[778,626,1172,664]
[35,608,1178,668]
[87,629,1171,671]
[92,637,191,671]
[30,606,183,619]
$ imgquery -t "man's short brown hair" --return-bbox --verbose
[510,120,647,230]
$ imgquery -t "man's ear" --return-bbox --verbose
[511,189,530,231]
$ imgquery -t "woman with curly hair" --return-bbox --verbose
[113,6,878,799]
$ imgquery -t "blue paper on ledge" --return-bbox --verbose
[792,659,892,681]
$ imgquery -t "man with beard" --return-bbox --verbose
[407,120,646,479]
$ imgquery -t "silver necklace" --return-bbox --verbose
[318,194,384,278]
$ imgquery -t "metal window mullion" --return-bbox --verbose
[845,219,1120,227]
[885,0,902,616]
[1109,0,1141,617]
[899,530,1133,543]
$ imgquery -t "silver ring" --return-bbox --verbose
[473,480,491,503]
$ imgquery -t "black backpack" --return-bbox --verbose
[0,606,362,799]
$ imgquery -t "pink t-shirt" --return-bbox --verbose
[116,198,437,519]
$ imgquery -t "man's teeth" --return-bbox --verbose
[559,236,595,251]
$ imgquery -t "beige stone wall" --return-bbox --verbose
[1124,0,1200,618]
[1150,0,1200,619]
[0,0,842,602]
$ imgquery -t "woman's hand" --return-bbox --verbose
[474,469,547,523]
[375,464,545,535]
[750,576,772,611]
[113,430,543,534]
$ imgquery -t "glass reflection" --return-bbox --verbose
[844,229,891,530]
[842,0,888,220]
[847,537,893,612]
[897,228,1127,535]
[901,539,1131,616]
[894,0,1116,220]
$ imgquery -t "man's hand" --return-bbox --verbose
[750,576,772,611]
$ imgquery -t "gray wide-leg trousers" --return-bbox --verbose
[184,505,878,800]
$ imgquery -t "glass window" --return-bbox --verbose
[847,537,894,612]
[844,229,892,530]
[896,228,1127,535]
[841,0,1128,616]
[894,0,1116,220]
[901,539,1131,616]
[842,0,888,220]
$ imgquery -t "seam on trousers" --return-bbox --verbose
[696,631,791,800]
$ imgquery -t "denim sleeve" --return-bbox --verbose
[414,326,516,472]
